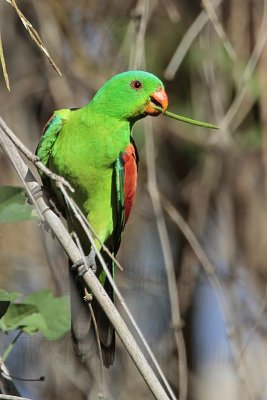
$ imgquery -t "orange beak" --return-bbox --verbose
[145,87,168,116]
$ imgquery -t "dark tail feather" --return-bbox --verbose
[94,273,115,367]
[69,260,115,368]
[69,262,97,366]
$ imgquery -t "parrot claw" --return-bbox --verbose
[72,247,97,278]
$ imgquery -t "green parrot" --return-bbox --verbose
[36,70,168,367]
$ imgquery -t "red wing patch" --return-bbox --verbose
[122,143,138,223]
[41,114,56,136]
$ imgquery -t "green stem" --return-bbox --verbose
[0,331,22,365]
[154,106,219,129]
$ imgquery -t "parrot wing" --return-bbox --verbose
[114,137,139,254]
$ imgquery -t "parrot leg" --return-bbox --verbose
[71,247,97,278]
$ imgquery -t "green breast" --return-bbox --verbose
[49,108,131,244]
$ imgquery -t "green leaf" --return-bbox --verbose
[153,106,219,129]
[0,289,20,319]
[0,289,70,340]
[0,186,38,223]
[0,303,38,331]
[23,289,70,340]
[0,289,20,302]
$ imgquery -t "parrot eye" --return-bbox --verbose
[131,80,143,90]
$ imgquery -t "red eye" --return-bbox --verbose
[131,80,143,90]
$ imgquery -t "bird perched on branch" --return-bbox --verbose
[36,71,168,367]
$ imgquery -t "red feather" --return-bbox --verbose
[122,143,138,222]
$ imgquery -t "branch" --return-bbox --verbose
[164,0,222,80]
[0,117,171,400]
[0,395,33,400]
[162,196,255,400]
[145,118,188,400]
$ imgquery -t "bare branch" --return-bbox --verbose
[220,0,267,132]
[202,0,237,60]
[162,196,256,400]
[5,0,62,76]
[164,0,222,80]
[145,118,187,400]
[0,32,10,91]
[0,395,33,400]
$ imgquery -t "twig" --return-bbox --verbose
[159,0,180,23]
[220,0,267,132]
[145,118,187,400]
[0,332,22,366]
[0,32,10,91]
[161,196,255,400]
[0,359,21,397]
[72,232,106,400]
[129,0,150,70]
[0,116,73,193]
[238,286,267,364]
[5,0,62,76]
[164,0,222,80]
[0,395,33,400]
[69,200,123,272]
[202,0,237,60]
[59,183,177,400]
[0,118,171,400]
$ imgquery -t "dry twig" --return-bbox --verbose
[0,32,10,91]
[5,0,62,76]
[164,0,222,80]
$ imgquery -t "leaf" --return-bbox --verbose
[23,289,70,340]
[0,302,10,319]
[0,303,38,331]
[0,289,70,340]
[0,289,20,319]
[0,289,20,302]
[0,186,38,223]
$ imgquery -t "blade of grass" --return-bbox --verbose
[153,105,219,129]
[0,32,10,91]
[5,0,62,76]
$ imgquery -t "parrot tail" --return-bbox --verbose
[69,259,115,368]
[93,270,115,368]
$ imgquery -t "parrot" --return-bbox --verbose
[36,70,168,368]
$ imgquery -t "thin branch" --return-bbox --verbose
[59,183,177,400]
[72,232,106,400]
[0,32,10,91]
[0,332,22,366]
[220,0,267,132]
[0,118,171,400]
[0,395,33,400]
[164,0,222,80]
[238,286,267,364]
[0,359,21,398]
[5,0,62,76]
[159,0,180,23]
[202,0,237,60]
[161,196,255,400]
[129,0,150,70]
[145,118,187,400]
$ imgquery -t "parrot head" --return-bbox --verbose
[91,70,168,121]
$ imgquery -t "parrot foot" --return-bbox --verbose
[72,247,97,278]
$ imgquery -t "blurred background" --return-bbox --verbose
[1,0,267,399]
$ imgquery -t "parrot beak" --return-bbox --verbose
[145,87,168,116]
